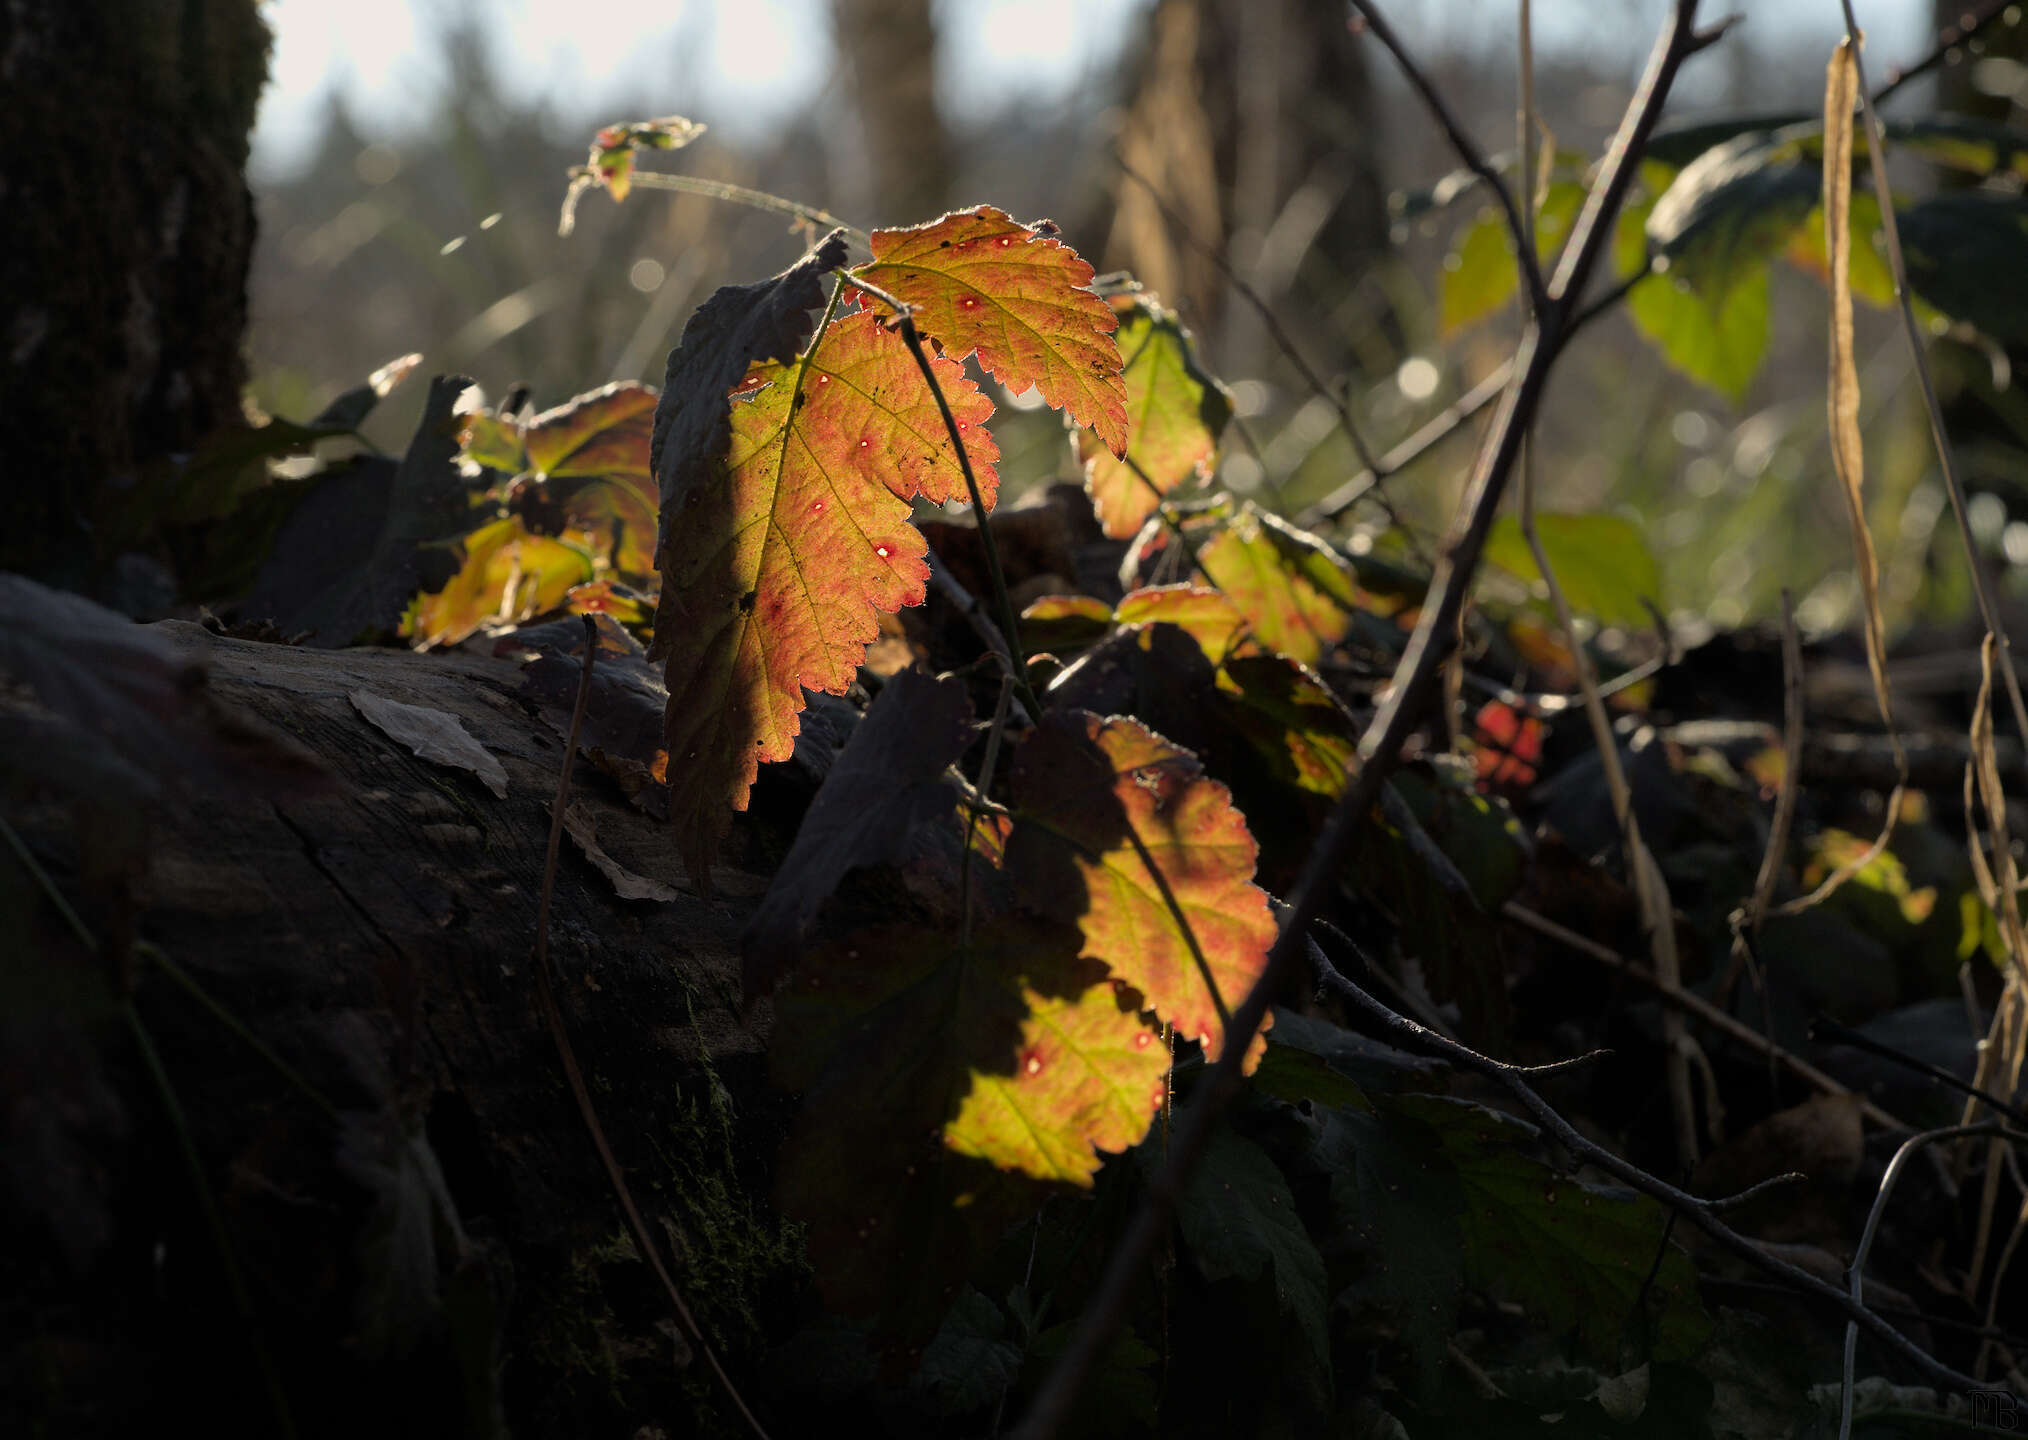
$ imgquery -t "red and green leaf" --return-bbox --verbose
[1076,294,1231,539]
[585,115,705,203]
[1008,711,1277,1068]
[854,206,1128,453]
[654,297,999,881]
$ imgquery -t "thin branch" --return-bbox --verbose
[852,277,1047,723]
[1841,1124,2023,1439]
[1350,0,1549,319]
[1012,9,1716,1435]
[619,171,870,247]
[1812,1015,2028,1125]
[1503,899,1910,1132]
[533,616,774,1440]
[924,553,1034,725]
[1110,155,1426,556]
[1300,262,1650,527]
[1872,0,2018,106]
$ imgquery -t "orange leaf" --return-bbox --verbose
[1008,711,1276,1068]
[654,304,999,882]
[855,205,1128,454]
[402,516,593,649]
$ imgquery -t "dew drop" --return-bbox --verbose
[874,544,892,559]
[1024,1054,1043,1076]
[859,438,870,448]
[811,500,825,513]
[998,236,1012,246]
[959,295,981,308]
[1134,1032,1152,1049]
[816,374,830,384]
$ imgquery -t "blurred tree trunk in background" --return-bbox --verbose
[1102,0,1390,378]
[0,0,270,603]
[831,0,954,225]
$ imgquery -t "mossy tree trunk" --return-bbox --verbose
[0,0,269,601]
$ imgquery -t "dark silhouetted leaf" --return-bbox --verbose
[1900,188,2028,345]
[242,373,480,646]
[744,667,973,1000]
[1168,1125,1330,1386]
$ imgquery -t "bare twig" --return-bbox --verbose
[1350,1,1549,320]
[1840,1124,2023,1439]
[1872,0,2018,106]
[618,171,870,247]
[1503,900,1909,1132]
[533,616,773,1440]
[1012,9,1721,1435]
[1300,263,1650,527]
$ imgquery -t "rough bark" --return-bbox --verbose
[0,0,269,600]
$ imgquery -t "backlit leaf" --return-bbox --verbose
[1195,504,1359,666]
[402,515,595,649]
[589,115,704,202]
[855,205,1128,453]
[1483,512,1662,628]
[1020,593,1115,659]
[652,258,1000,880]
[1115,584,1253,665]
[1440,181,1586,334]
[1008,711,1277,1068]
[773,919,1163,1350]
[462,381,661,579]
[1075,294,1231,538]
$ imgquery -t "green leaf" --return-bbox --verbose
[1196,503,1360,667]
[1626,266,1771,400]
[1076,293,1231,539]
[1314,1101,1464,1388]
[1900,189,2028,346]
[1168,1126,1331,1386]
[1394,1094,1710,1365]
[1483,512,1662,628]
[1440,182,1586,333]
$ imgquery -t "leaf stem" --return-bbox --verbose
[616,171,870,248]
